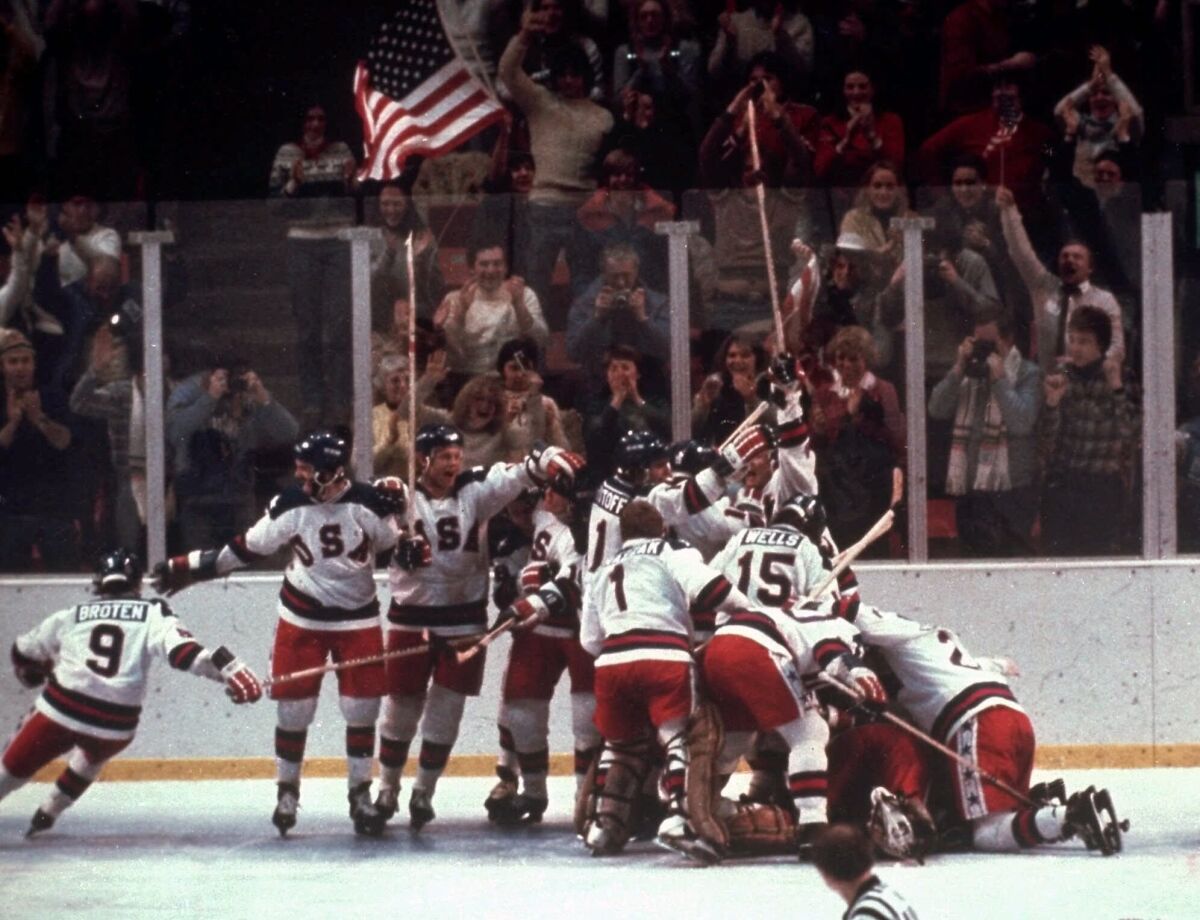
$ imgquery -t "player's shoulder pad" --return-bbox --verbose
[340,481,392,519]
[453,466,489,493]
[268,484,313,520]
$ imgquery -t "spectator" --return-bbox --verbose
[575,148,675,292]
[370,179,445,336]
[566,242,670,394]
[928,311,1041,556]
[1038,306,1140,556]
[812,823,923,919]
[166,360,299,548]
[371,350,451,480]
[838,160,909,263]
[434,242,549,380]
[582,344,670,480]
[1052,45,1142,189]
[499,11,613,321]
[708,0,815,100]
[268,102,357,428]
[691,331,766,445]
[496,337,570,459]
[68,322,147,550]
[917,78,1054,224]
[809,324,904,554]
[803,245,871,352]
[0,329,79,571]
[938,0,1035,119]
[813,67,905,193]
[996,185,1124,373]
[608,71,700,196]
[472,120,536,280]
[508,0,605,103]
[921,225,1002,382]
[449,372,523,468]
[54,194,122,289]
[43,0,141,198]
[0,204,66,380]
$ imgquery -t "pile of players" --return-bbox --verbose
[0,353,1125,863]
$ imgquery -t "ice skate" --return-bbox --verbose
[1064,786,1127,856]
[409,788,435,831]
[272,783,299,837]
[1028,778,1067,806]
[375,785,399,822]
[484,777,518,823]
[25,808,55,837]
[654,812,723,865]
[348,782,385,837]
[584,818,624,856]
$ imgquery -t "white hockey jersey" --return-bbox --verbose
[841,601,1024,743]
[668,480,762,561]
[387,462,537,636]
[15,597,221,740]
[712,606,864,685]
[710,525,829,611]
[215,482,397,631]
[580,537,750,664]
[527,506,584,638]
[734,390,818,523]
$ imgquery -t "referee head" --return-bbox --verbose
[812,824,921,920]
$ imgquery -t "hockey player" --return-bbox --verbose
[664,439,763,561]
[700,597,885,856]
[152,429,401,837]
[579,500,755,862]
[2,549,261,835]
[486,482,599,825]
[376,424,583,830]
[834,597,1125,856]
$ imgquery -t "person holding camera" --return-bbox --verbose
[166,359,299,548]
[928,310,1041,557]
[566,242,669,396]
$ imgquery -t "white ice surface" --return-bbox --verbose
[0,768,1197,920]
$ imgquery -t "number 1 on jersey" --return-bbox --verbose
[609,564,628,612]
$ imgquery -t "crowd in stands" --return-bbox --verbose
[0,0,1192,570]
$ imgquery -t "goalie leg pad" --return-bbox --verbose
[582,737,652,854]
[685,701,729,851]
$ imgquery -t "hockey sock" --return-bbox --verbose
[378,694,423,791]
[339,696,380,789]
[658,720,689,813]
[574,745,599,793]
[1005,806,1066,848]
[496,724,518,781]
[570,693,600,790]
[780,713,830,823]
[414,685,466,794]
[42,750,105,818]
[506,699,550,798]
[275,698,319,787]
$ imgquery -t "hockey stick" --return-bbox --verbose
[804,509,894,601]
[718,401,770,451]
[265,634,479,688]
[744,101,785,350]
[455,615,522,664]
[815,670,1038,807]
[405,233,419,531]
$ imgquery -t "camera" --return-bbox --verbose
[611,290,632,310]
[749,79,765,100]
[964,339,996,378]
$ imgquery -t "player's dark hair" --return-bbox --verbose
[619,499,665,542]
[812,823,874,882]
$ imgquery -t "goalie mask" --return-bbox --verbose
[93,548,143,596]
[294,429,351,501]
[867,786,937,863]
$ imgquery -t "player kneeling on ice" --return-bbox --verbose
[579,500,754,863]
[376,425,585,831]
[153,429,403,838]
[2,549,261,836]
[829,597,1128,857]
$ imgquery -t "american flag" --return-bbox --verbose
[783,247,821,332]
[354,0,504,181]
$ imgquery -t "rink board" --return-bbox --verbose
[1,560,1197,771]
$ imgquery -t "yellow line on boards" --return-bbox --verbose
[27,744,1200,783]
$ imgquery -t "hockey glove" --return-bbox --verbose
[212,647,262,704]
[519,561,553,596]
[825,653,887,707]
[492,563,520,610]
[713,424,775,480]
[371,476,408,518]
[768,352,805,390]
[11,643,50,689]
[395,535,432,570]
[496,586,564,632]
[151,549,219,597]
[525,445,586,491]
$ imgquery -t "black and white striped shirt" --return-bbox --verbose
[845,876,920,920]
